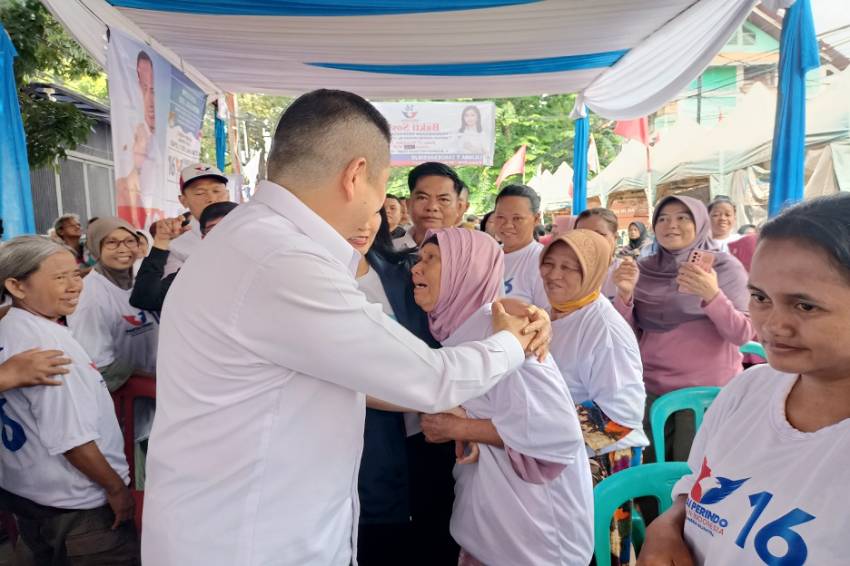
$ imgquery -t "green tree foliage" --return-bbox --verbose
[0,0,102,168]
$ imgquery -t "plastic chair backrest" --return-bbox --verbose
[593,462,691,566]
[740,341,766,358]
[650,386,720,463]
[111,376,156,487]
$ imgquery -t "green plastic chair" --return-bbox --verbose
[593,462,691,566]
[650,386,721,463]
[740,341,766,358]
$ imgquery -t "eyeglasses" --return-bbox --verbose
[102,238,139,251]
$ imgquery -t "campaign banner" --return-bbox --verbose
[107,30,207,228]
[374,102,496,166]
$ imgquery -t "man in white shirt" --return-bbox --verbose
[162,163,230,276]
[495,184,550,308]
[393,162,466,250]
[142,89,545,566]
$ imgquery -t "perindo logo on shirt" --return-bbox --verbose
[685,458,748,536]
[686,457,817,564]
[123,310,156,335]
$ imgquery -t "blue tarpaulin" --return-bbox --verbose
[215,102,227,172]
[768,0,819,217]
[0,23,35,238]
[571,115,589,214]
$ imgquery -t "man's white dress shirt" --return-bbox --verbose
[141,181,525,566]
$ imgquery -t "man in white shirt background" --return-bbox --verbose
[162,163,230,276]
[142,89,549,566]
[495,184,550,308]
[393,162,466,250]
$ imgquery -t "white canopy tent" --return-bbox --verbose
[41,0,784,120]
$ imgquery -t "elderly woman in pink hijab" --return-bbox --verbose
[415,228,593,566]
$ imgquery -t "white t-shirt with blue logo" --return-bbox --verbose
[502,241,549,309]
[67,270,159,375]
[672,365,846,565]
[0,308,129,509]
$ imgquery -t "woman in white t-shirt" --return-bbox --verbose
[0,236,138,563]
[708,195,742,251]
[67,217,158,388]
[494,184,550,308]
[639,193,850,566]
[541,229,647,566]
[415,227,593,566]
[68,217,158,442]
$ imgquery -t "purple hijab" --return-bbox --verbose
[425,228,504,342]
[634,195,749,332]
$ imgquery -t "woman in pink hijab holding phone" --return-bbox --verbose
[612,195,751,462]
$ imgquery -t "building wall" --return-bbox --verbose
[29,120,116,234]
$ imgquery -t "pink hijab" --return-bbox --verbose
[425,227,504,342]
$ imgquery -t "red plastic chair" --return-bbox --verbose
[111,376,156,490]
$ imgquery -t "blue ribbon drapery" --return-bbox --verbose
[214,102,227,172]
[571,115,589,214]
[0,24,35,239]
[768,0,819,217]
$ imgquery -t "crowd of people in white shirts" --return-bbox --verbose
[0,89,846,566]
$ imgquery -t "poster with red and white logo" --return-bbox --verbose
[373,102,496,166]
[107,30,207,229]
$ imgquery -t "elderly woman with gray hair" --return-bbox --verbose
[0,235,139,564]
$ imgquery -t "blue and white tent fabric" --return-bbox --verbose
[40,0,815,214]
[46,0,765,119]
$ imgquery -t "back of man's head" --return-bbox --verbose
[267,90,391,190]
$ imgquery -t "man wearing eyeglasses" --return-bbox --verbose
[163,164,230,276]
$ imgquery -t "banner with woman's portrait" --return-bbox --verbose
[107,30,207,228]
[373,102,496,166]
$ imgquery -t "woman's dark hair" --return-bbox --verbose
[759,194,850,281]
[385,194,402,204]
[480,211,494,232]
[368,207,417,266]
[575,207,619,235]
[459,105,482,133]
[534,225,546,239]
[708,195,735,213]
[495,184,541,214]
[200,202,239,235]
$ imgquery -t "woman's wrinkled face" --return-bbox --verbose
[540,242,583,305]
[654,201,697,252]
[347,212,382,255]
[749,238,850,381]
[411,243,442,313]
[710,202,736,239]
[5,251,83,320]
[100,228,138,271]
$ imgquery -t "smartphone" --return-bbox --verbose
[181,211,192,228]
[678,250,715,293]
[687,249,715,272]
